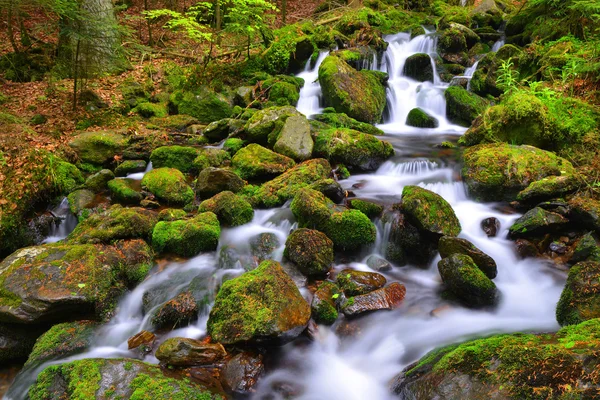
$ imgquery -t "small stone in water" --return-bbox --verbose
[549,241,567,254]
[127,330,155,350]
[222,352,265,395]
[481,217,500,237]
[341,282,406,316]
[515,239,540,259]
[366,255,392,272]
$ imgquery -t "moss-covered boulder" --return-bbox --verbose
[400,185,461,237]
[202,118,244,142]
[69,131,128,165]
[336,269,386,296]
[313,112,385,136]
[223,138,245,155]
[313,128,394,171]
[290,188,335,229]
[311,281,340,325]
[0,240,153,324]
[155,338,226,367]
[170,89,233,123]
[516,175,580,204]
[406,108,439,128]
[403,53,434,82]
[570,232,600,264]
[67,205,157,244]
[568,196,600,234]
[556,261,600,326]
[245,106,300,146]
[28,358,222,400]
[198,191,253,227]
[67,189,95,216]
[192,148,231,173]
[232,143,295,180]
[107,178,143,205]
[207,260,311,344]
[340,282,406,316]
[0,323,46,364]
[85,169,114,192]
[248,158,332,208]
[318,55,387,123]
[151,292,198,330]
[150,146,200,173]
[25,321,97,367]
[284,229,334,277]
[141,168,195,205]
[310,178,345,203]
[444,86,489,127]
[114,160,147,177]
[439,236,497,279]
[54,161,85,193]
[152,212,220,257]
[347,198,383,218]
[461,144,575,202]
[508,207,569,239]
[396,319,600,399]
[438,254,498,307]
[273,115,314,161]
[196,167,246,198]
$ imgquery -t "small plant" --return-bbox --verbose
[496,58,519,94]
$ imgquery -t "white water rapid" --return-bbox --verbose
[296,51,330,117]
[125,161,153,180]
[42,197,78,243]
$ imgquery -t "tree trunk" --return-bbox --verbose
[281,0,286,25]
[144,0,153,46]
[7,2,19,53]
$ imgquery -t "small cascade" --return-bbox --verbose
[450,60,480,90]
[126,161,153,180]
[376,159,439,176]
[492,36,506,52]
[42,197,78,243]
[296,51,329,117]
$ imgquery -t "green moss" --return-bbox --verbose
[313,112,385,136]
[268,81,301,106]
[346,199,383,218]
[556,261,600,326]
[324,209,377,250]
[152,212,220,257]
[132,102,168,118]
[232,143,295,180]
[311,281,340,325]
[141,168,194,205]
[26,321,97,367]
[406,108,439,128]
[245,106,299,146]
[158,208,187,221]
[68,131,129,165]
[192,148,231,173]
[290,188,335,229]
[401,185,461,236]
[169,90,233,123]
[53,161,84,193]
[107,178,143,204]
[223,138,245,155]
[150,146,200,173]
[444,86,489,127]
[129,372,216,400]
[198,191,254,227]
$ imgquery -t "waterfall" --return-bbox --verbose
[296,51,329,117]
[42,197,78,243]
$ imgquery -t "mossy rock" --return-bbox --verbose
[336,269,386,296]
[170,90,233,123]
[192,148,231,173]
[247,158,332,208]
[570,232,600,264]
[69,131,129,165]
[313,128,394,171]
[290,188,336,229]
[312,112,385,136]
[569,196,600,234]
[439,236,497,279]
[28,358,223,400]
[198,191,253,227]
[155,338,226,366]
[223,138,245,155]
[141,168,195,205]
[403,53,434,82]
[309,178,345,203]
[268,81,301,106]
[347,198,383,218]
[107,178,143,205]
[132,101,168,118]
[67,205,158,244]
[232,143,295,180]
[438,254,497,307]
[85,169,115,192]
[406,108,439,128]
[158,208,187,222]
[245,106,300,146]
[273,115,314,161]
[54,161,85,193]
[202,118,244,142]
[196,168,246,199]
[461,144,574,202]
[67,189,96,216]
[114,160,147,177]
[25,321,97,367]
[150,146,200,173]
[324,209,377,251]
[284,228,334,277]
[400,185,461,237]
[556,261,600,326]
[397,319,600,399]
[318,55,387,124]
[152,212,220,257]
[311,281,340,325]
[444,86,489,127]
[207,260,311,344]
[0,240,153,324]
[516,175,580,204]
[0,323,46,364]
[508,207,569,239]
[151,292,199,330]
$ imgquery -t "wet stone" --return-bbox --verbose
[155,338,226,366]
[515,239,541,259]
[480,217,500,237]
[366,255,392,272]
[127,330,156,350]
[341,282,406,316]
[336,269,387,296]
[222,352,265,395]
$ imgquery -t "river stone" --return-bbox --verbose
[273,115,314,161]
[336,269,387,296]
[515,239,540,259]
[85,169,114,192]
[481,217,500,237]
[221,352,265,395]
[403,53,434,82]
[508,207,569,239]
[341,282,406,316]
[311,281,340,325]
[284,229,334,277]
[438,254,497,307]
[384,209,436,266]
[0,323,46,364]
[24,321,97,367]
[141,167,195,205]
[202,118,233,142]
[249,232,280,262]
[232,143,295,181]
[570,232,600,264]
[67,189,96,215]
[207,260,311,344]
[309,179,345,203]
[569,196,600,234]
[151,292,198,330]
[69,131,128,165]
[107,178,143,205]
[245,106,300,146]
[155,338,226,366]
[556,261,600,326]
[196,167,246,199]
[151,212,220,257]
[0,240,153,324]
[438,237,497,279]
[114,160,146,177]
[400,185,461,237]
[444,86,489,127]
[127,330,155,350]
[406,108,439,128]
[516,175,580,203]
[347,199,383,218]
[67,205,158,244]
[198,191,253,227]
[28,358,222,399]
[366,255,392,272]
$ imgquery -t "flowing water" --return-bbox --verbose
[125,161,153,180]
[296,51,330,117]
[5,31,567,400]
[42,197,78,244]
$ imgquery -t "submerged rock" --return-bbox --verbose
[336,269,387,296]
[556,261,600,326]
[438,254,497,307]
[207,260,310,345]
[155,338,226,366]
[480,217,500,237]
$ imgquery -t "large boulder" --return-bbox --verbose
[85,169,115,192]
[438,254,497,307]
[0,240,152,324]
[198,191,254,227]
[556,261,600,326]
[273,115,314,161]
[0,323,46,364]
[516,175,580,204]
[170,89,233,123]
[508,207,569,239]
[313,112,385,136]
[69,131,128,165]
[28,358,222,399]
[569,196,600,234]
[151,212,220,257]
[444,86,489,127]
[207,260,311,344]
[196,168,246,199]
[107,178,143,205]
[395,319,600,399]
[155,338,226,366]
[313,128,394,171]
[461,144,575,202]
[245,106,300,146]
[400,185,461,237]
[67,205,158,244]
[384,209,436,266]
[318,55,387,123]
[232,143,295,181]
[438,236,497,279]
[403,53,433,82]
[149,145,199,173]
[141,168,195,205]
[406,108,439,128]
[284,228,334,277]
